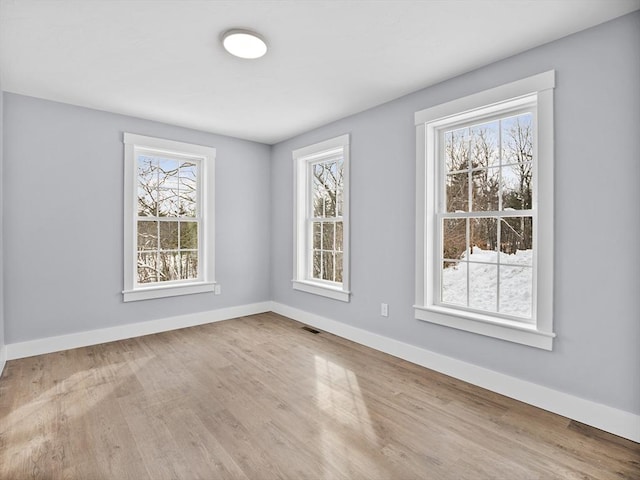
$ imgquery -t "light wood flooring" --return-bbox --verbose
[1,313,638,479]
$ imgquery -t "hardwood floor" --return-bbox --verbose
[1,313,638,479]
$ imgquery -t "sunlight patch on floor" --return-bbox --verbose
[1,357,150,464]
[314,354,385,477]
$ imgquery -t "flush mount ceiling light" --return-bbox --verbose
[221,29,267,59]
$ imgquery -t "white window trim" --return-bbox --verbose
[414,71,555,350]
[123,133,216,302]
[293,134,350,302]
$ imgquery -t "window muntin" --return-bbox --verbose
[414,70,555,350]
[293,134,350,302]
[438,109,536,321]
[123,133,215,302]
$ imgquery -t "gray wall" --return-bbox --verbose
[270,12,640,414]
[0,77,5,360]
[3,94,271,343]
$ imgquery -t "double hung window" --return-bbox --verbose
[123,133,215,301]
[293,134,350,302]
[415,72,555,349]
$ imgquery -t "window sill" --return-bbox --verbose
[123,282,216,302]
[292,280,350,302]
[414,304,555,350]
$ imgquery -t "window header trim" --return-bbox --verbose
[292,134,350,160]
[415,70,555,126]
[124,133,216,159]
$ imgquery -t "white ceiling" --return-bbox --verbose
[1,0,638,144]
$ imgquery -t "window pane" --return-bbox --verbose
[137,187,156,217]
[335,252,343,283]
[180,251,198,280]
[137,252,158,284]
[501,163,532,210]
[178,161,197,217]
[179,161,197,188]
[312,180,326,217]
[335,221,343,252]
[470,121,499,169]
[501,113,533,165]
[137,156,158,187]
[313,250,321,279]
[157,188,179,217]
[157,158,180,189]
[443,218,466,260]
[322,251,334,282]
[500,217,533,261]
[181,195,197,217]
[322,222,335,250]
[313,222,321,250]
[324,196,336,218]
[323,162,337,194]
[499,265,532,318]
[179,189,197,217]
[179,222,198,250]
[470,217,497,254]
[313,163,332,217]
[158,251,180,282]
[159,221,179,250]
[446,172,469,212]
[441,261,466,306]
[137,156,158,216]
[137,221,158,250]
[313,163,329,192]
[471,168,499,211]
[469,263,498,312]
[444,128,470,173]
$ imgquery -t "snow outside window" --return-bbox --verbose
[293,134,350,302]
[414,72,555,350]
[123,133,216,302]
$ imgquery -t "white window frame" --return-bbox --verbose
[293,134,350,302]
[414,71,555,350]
[123,133,216,302]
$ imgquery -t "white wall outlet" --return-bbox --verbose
[214,284,222,295]
[381,303,389,317]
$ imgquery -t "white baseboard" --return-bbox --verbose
[270,301,640,443]
[6,301,272,360]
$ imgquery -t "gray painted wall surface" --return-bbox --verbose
[270,13,640,414]
[0,79,5,355]
[3,94,271,343]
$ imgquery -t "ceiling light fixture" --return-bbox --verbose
[221,29,267,59]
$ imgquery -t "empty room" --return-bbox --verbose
[0,0,639,478]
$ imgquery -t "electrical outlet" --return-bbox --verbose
[214,284,222,295]
[381,303,389,317]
